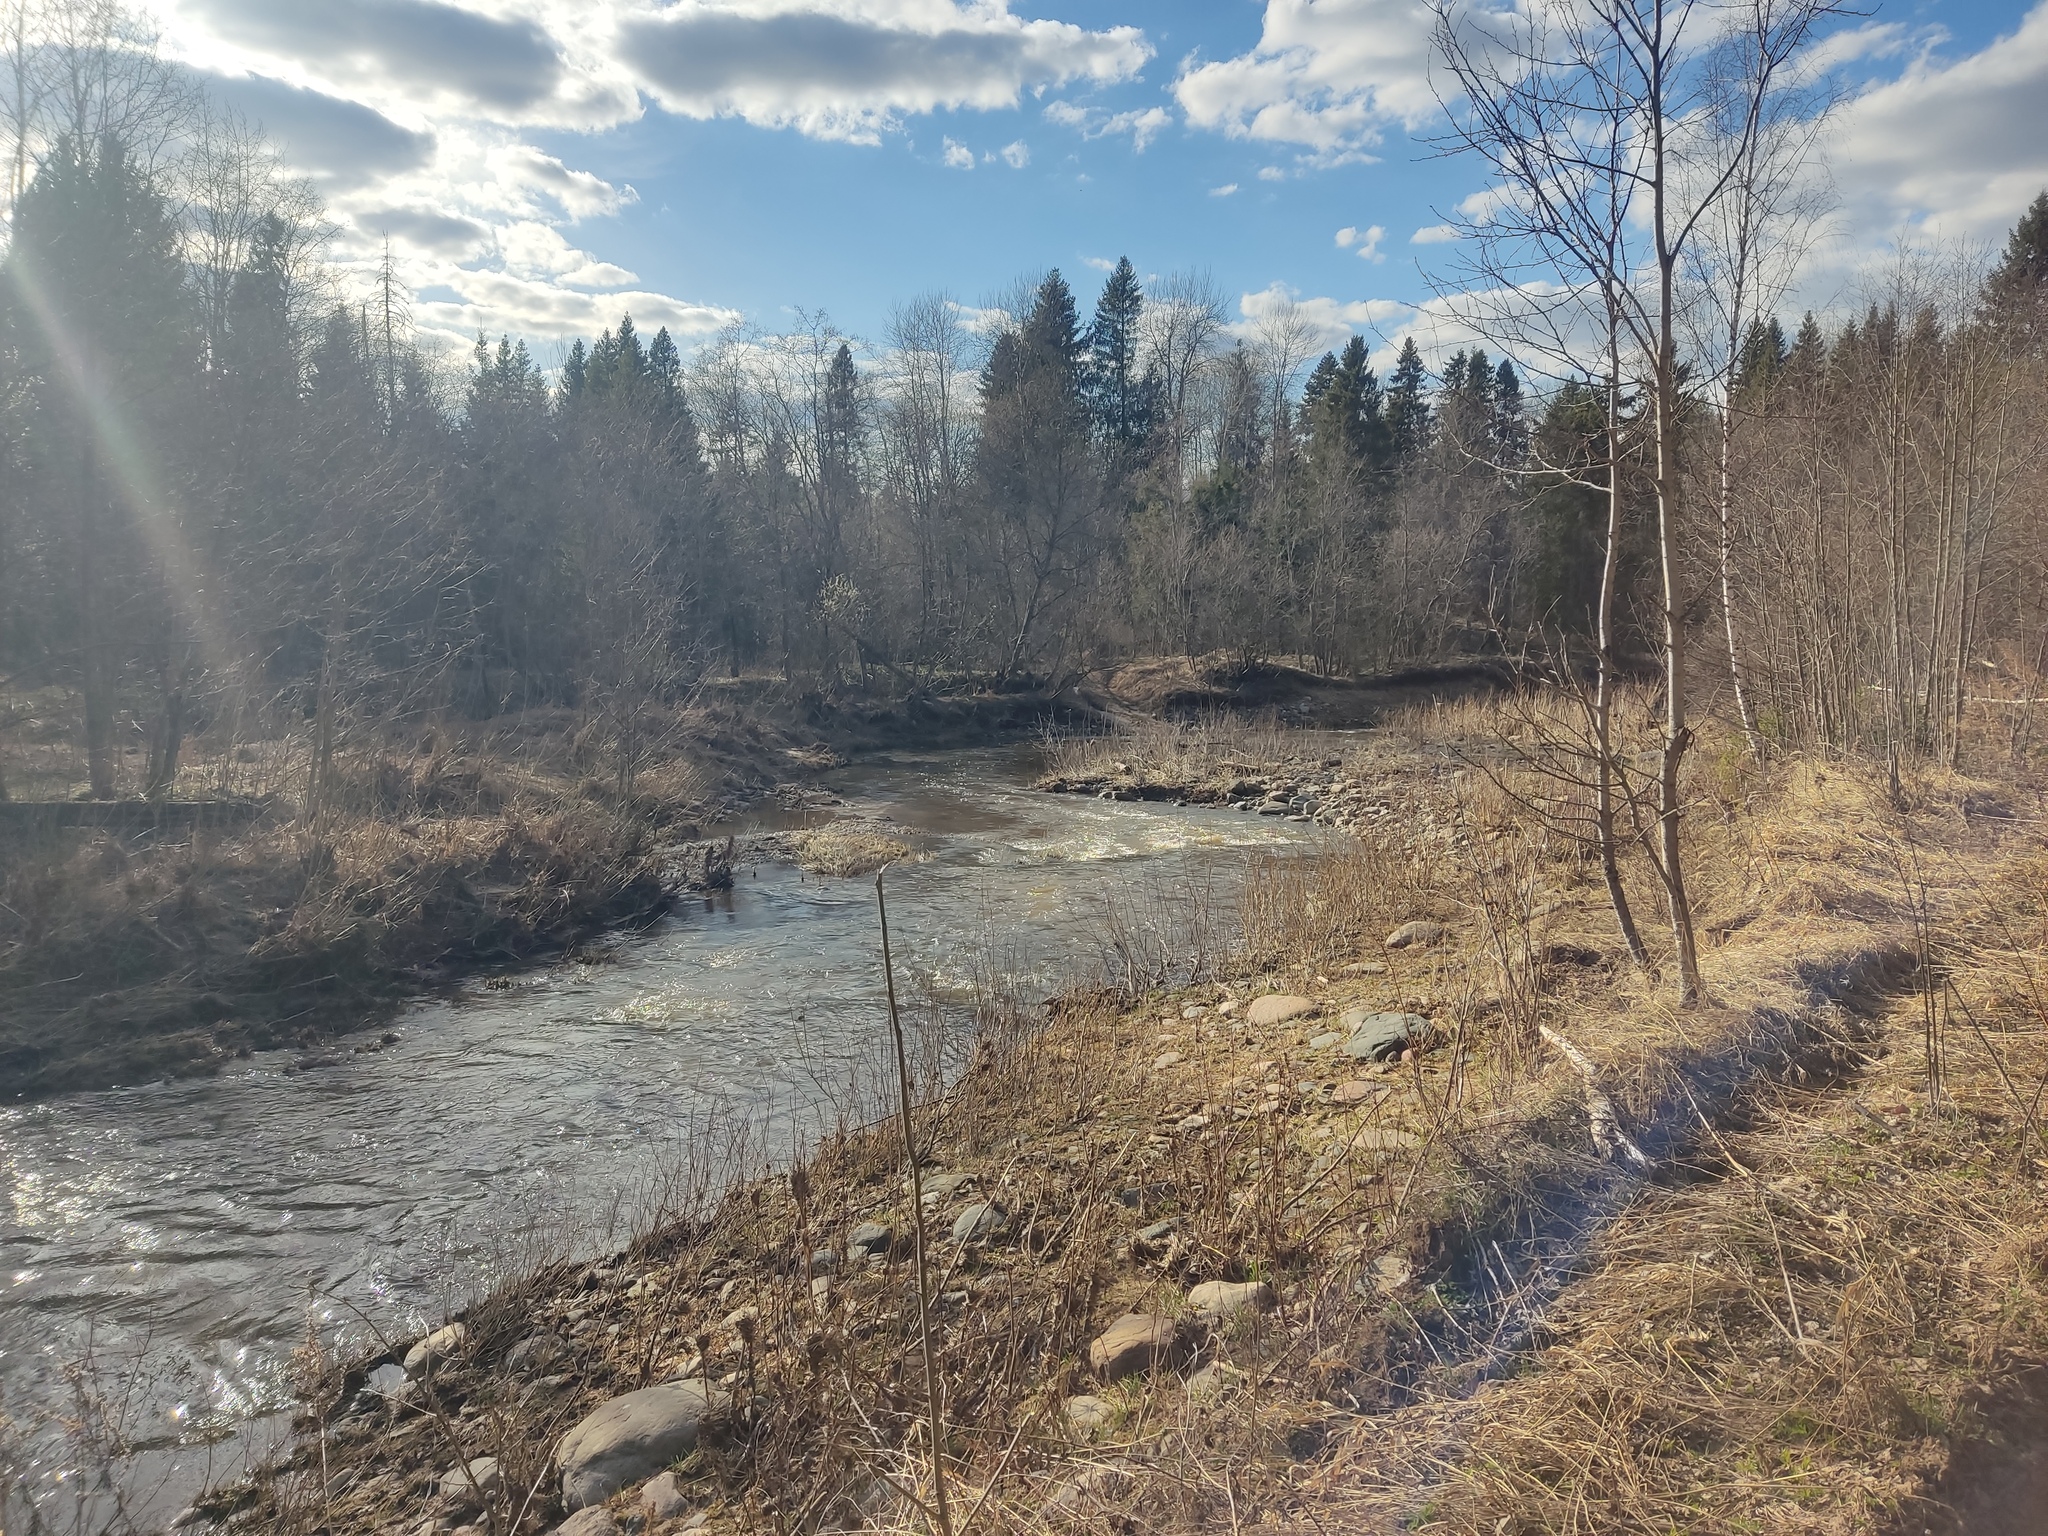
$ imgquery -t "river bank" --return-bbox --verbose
[179,698,2048,1536]
[0,676,1121,1101]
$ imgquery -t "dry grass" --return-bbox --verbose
[147,696,2048,1536]
[790,824,921,879]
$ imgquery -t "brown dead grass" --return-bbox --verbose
[789,824,920,879]
[188,696,2048,1536]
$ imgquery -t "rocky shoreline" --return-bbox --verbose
[165,724,2048,1536]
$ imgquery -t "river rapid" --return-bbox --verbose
[0,745,1318,1520]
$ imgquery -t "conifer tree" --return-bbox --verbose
[1084,256,1149,453]
[1385,337,1431,464]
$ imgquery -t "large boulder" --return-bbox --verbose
[1245,994,1316,1028]
[1088,1314,1185,1382]
[556,1380,713,1512]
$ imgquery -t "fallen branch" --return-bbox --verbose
[1540,1023,1652,1169]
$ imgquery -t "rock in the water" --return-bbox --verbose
[1061,1394,1116,1437]
[848,1221,893,1257]
[438,1456,500,1508]
[548,1511,622,1536]
[556,1380,713,1512]
[1245,994,1316,1027]
[950,1201,1006,1242]
[641,1469,689,1519]
[1089,1313,1184,1381]
[1186,1280,1275,1324]
[1340,1009,1429,1060]
[404,1322,468,1377]
[1385,920,1448,949]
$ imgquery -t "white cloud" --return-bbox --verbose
[413,267,741,351]
[1336,223,1386,261]
[1411,223,1460,245]
[1210,182,1238,197]
[999,139,1030,168]
[1044,100,1172,150]
[1820,4,2048,254]
[1082,255,1116,271]
[1174,0,1445,157]
[618,1,1151,144]
[1256,165,1286,182]
[942,136,975,169]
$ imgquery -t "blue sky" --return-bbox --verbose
[155,0,2048,366]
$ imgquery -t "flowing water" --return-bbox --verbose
[0,746,1318,1520]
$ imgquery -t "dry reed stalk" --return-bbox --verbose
[877,869,956,1536]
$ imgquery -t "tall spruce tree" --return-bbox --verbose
[1085,257,1150,455]
[1385,337,1431,465]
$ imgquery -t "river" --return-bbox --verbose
[0,745,1318,1522]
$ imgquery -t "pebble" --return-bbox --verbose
[1332,1079,1382,1105]
[1175,1113,1211,1133]
[641,1469,689,1519]
[1152,1050,1184,1069]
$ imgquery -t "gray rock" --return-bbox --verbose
[1046,1463,1135,1519]
[556,1380,713,1512]
[1089,1313,1185,1381]
[1186,1279,1276,1324]
[506,1333,568,1372]
[1308,1031,1342,1050]
[848,1221,893,1257]
[1135,1217,1181,1244]
[1061,1394,1116,1438]
[404,1322,468,1378]
[1186,1361,1246,1400]
[1385,920,1449,949]
[437,1456,500,1509]
[547,1511,622,1536]
[641,1468,689,1518]
[913,1171,975,1203]
[950,1201,1005,1243]
[1340,1010,1429,1060]
[809,1247,838,1275]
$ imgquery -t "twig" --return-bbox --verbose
[877,868,955,1536]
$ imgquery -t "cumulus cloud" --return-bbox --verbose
[1411,223,1459,245]
[197,70,434,187]
[1822,5,2048,252]
[942,136,975,168]
[617,1,1150,143]
[1210,182,1238,197]
[1336,223,1385,261]
[1044,99,1171,150]
[179,0,567,115]
[998,139,1030,168]
[1175,0,1445,157]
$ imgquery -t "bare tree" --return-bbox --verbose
[1434,0,1848,1002]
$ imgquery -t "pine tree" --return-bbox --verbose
[1085,257,1150,454]
[560,338,588,404]
[1385,337,1431,464]
[1491,358,1526,465]
[1735,316,1789,392]
[1985,188,2048,343]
